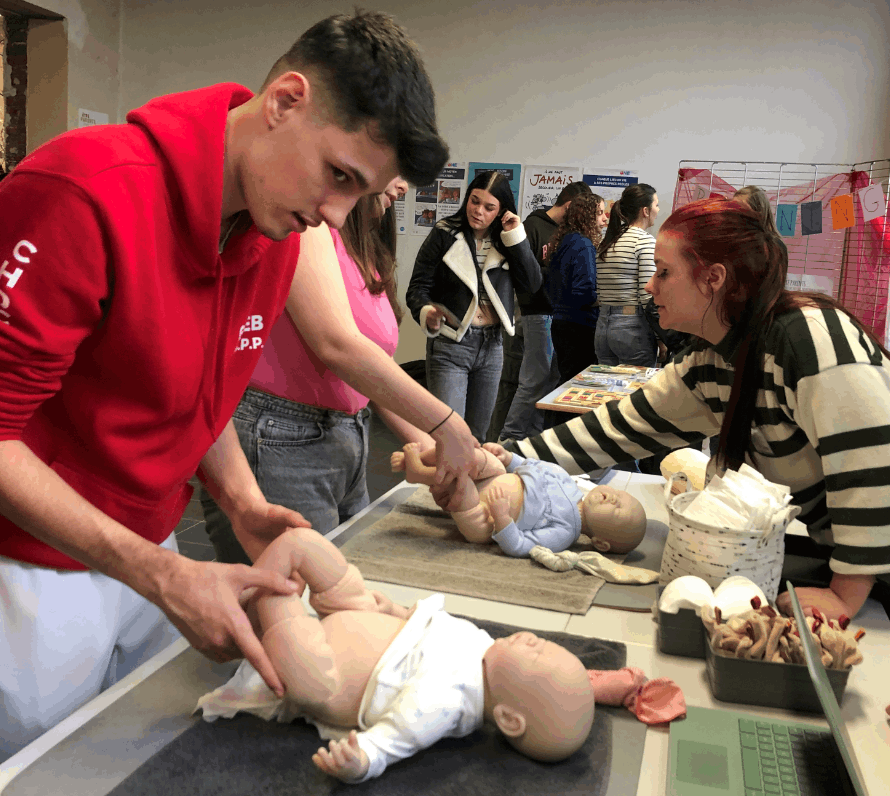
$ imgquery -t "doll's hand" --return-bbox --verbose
[487,485,512,529]
[482,442,512,467]
[500,210,520,232]
[312,730,370,781]
[390,450,406,472]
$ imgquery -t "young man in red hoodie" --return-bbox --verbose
[0,11,448,759]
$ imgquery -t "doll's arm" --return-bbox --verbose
[319,683,464,782]
[486,484,536,557]
[312,731,371,783]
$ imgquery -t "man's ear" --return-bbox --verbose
[591,537,611,553]
[262,71,310,130]
[492,703,527,738]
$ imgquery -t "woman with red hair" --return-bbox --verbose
[505,197,890,620]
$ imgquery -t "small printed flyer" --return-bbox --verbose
[412,162,467,235]
[519,165,582,220]
[393,195,407,234]
[582,168,639,215]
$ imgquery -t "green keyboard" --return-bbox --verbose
[738,718,849,796]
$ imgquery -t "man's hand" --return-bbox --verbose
[153,554,303,697]
[228,498,311,563]
[500,210,520,232]
[482,441,512,467]
[312,731,370,781]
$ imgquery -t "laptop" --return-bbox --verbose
[666,582,869,796]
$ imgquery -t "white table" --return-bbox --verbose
[2,472,888,795]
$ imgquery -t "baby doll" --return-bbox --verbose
[391,442,647,558]
[198,526,596,783]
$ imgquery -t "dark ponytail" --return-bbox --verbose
[598,183,657,257]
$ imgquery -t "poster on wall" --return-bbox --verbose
[518,165,583,220]
[468,162,522,210]
[785,273,834,296]
[582,169,639,216]
[78,108,109,127]
[412,162,467,235]
[393,195,407,235]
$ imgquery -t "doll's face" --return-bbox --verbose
[483,632,595,762]
[581,485,647,554]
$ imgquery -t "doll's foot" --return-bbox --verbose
[390,451,406,472]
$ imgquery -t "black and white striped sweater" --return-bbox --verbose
[514,306,890,575]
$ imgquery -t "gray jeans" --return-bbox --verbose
[594,305,657,367]
[425,325,503,442]
[200,388,371,564]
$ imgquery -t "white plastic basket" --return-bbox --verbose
[658,474,800,601]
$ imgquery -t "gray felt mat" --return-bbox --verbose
[106,619,637,796]
[340,485,623,615]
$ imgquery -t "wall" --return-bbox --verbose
[4,0,121,148]
[26,17,66,150]
[118,0,890,362]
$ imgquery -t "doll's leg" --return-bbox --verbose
[400,442,438,485]
[447,478,495,544]
[251,529,378,631]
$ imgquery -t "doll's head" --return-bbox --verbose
[482,631,595,762]
[580,485,646,554]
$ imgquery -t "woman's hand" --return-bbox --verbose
[501,210,520,233]
[776,574,875,622]
[424,304,447,332]
[431,411,478,487]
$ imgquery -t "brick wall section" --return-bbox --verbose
[4,14,27,171]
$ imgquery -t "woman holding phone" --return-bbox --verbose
[406,171,541,440]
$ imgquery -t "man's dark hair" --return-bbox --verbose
[553,181,592,207]
[264,10,448,186]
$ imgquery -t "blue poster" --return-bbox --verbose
[776,204,798,237]
[468,162,522,209]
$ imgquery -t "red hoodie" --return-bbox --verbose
[0,84,300,570]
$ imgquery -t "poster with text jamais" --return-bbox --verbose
[412,162,467,235]
[468,162,522,211]
[519,165,583,220]
[582,169,639,216]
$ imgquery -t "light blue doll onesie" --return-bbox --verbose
[490,453,583,557]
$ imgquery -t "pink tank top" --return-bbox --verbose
[249,228,399,414]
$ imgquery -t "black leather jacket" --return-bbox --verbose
[406,219,542,342]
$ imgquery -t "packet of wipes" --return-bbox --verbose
[678,463,792,533]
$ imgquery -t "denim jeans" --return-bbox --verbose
[595,305,657,367]
[425,325,503,442]
[486,321,524,442]
[200,388,371,565]
[500,314,562,441]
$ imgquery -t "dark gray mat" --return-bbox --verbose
[107,618,632,796]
